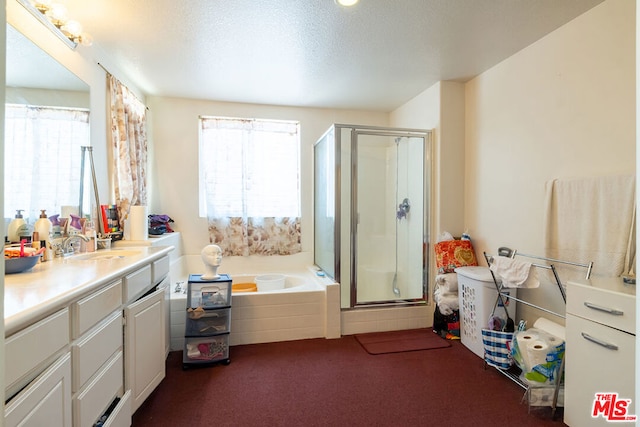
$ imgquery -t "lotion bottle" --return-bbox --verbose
[34,210,52,258]
[7,210,26,243]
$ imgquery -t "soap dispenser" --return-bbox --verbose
[34,210,52,244]
[7,209,26,243]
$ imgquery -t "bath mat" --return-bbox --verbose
[355,328,451,355]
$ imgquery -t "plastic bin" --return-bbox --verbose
[455,266,517,359]
[187,274,232,309]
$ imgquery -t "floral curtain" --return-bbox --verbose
[202,117,301,256]
[208,217,301,256]
[107,74,148,228]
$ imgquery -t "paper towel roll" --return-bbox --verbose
[129,206,148,241]
[533,317,566,340]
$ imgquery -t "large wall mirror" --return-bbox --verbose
[5,24,91,237]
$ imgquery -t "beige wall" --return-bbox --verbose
[147,95,389,260]
[465,0,635,319]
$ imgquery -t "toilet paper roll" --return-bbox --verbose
[527,340,550,368]
[533,317,565,340]
[516,331,539,370]
[129,206,148,241]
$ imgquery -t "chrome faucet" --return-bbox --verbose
[59,234,91,256]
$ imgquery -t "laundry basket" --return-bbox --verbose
[481,329,514,369]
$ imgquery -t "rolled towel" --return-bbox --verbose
[490,256,540,288]
[435,273,459,292]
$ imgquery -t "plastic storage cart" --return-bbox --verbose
[183,274,232,369]
[455,266,516,359]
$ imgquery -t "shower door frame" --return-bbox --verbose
[348,126,432,308]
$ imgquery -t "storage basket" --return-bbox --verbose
[481,328,514,369]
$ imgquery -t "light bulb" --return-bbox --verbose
[335,0,359,6]
[78,33,93,47]
[61,20,82,38]
[45,3,68,27]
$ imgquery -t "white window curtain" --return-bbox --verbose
[200,117,301,256]
[108,74,148,228]
[4,104,89,221]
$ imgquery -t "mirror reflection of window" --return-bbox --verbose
[4,104,90,221]
[6,23,91,229]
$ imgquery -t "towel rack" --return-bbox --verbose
[482,248,593,418]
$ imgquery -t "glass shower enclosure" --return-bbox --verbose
[314,124,432,309]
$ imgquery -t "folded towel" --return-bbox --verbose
[490,256,540,288]
[435,273,458,292]
[434,285,459,315]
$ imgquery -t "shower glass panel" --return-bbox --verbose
[314,127,336,279]
[313,124,431,310]
[353,132,425,304]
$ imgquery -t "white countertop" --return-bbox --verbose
[4,245,174,336]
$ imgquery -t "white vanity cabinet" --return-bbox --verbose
[124,256,170,413]
[4,247,173,426]
[565,278,636,426]
[70,279,129,427]
[4,308,72,427]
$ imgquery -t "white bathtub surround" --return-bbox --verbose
[169,255,340,349]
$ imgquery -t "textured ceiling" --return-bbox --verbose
[20,0,605,111]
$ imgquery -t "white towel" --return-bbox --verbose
[434,285,459,315]
[435,273,458,292]
[544,175,635,278]
[490,256,540,288]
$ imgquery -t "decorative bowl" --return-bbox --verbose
[5,256,39,274]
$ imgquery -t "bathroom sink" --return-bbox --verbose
[71,249,142,261]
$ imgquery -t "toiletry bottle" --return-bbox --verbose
[7,210,26,243]
[34,210,52,244]
[83,220,97,253]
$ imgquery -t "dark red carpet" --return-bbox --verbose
[355,328,451,354]
[133,336,566,427]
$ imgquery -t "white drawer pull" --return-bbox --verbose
[583,302,623,316]
[581,332,619,351]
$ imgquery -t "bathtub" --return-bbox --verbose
[169,255,340,350]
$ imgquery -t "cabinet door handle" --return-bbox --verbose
[581,332,619,351]
[583,302,623,316]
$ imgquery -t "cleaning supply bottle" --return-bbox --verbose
[7,210,26,243]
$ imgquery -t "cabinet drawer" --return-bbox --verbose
[102,390,131,427]
[183,334,230,364]
[6,308,70,396]
[123,264,152,303]
[186,308,231,336]
[567,281,635,333]
[5,352,72,427]
[152,255,170,284]
[74,351,124,427]
[565,314,635,426]
[71,280,122,339]
[72,311,123,392]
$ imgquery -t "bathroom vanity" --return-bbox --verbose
[565,277,636,426]
[4,245,173,427]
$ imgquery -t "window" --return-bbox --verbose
[199,116,301,256]
[4,104,90,221]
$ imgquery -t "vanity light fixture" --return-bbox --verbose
[335,0,359,6]
[17,0,93,49]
